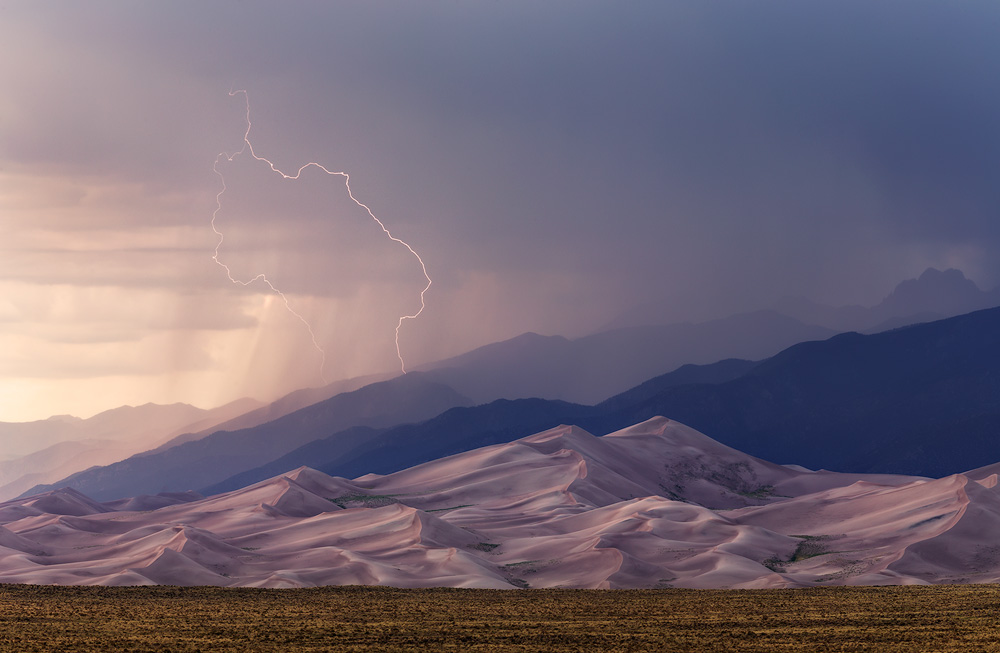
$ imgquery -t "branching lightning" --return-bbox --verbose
[212,89,432,380]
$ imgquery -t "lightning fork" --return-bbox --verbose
[212,89,432,379]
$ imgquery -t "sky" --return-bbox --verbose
[2,1,1000,422]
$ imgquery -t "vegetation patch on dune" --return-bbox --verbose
[764,535,834,572]
[468,542,500,553]
[425,504,473,513]
[327,493,400,509]
[790,535,832,562]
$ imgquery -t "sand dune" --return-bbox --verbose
[1,416,998,589]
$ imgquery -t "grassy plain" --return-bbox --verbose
[1,584,1000,652]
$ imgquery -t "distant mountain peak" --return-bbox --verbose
[878,267,987,317]
[45,414,82,423]
[899,268,979,290]
[919,267,968,282]
[770,267,999,334]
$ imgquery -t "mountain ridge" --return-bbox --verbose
[34,305,1000,501]
[419,309,834,404]
[23,374,472,502]
[604,267,1000,334]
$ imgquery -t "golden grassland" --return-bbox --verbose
[1,584,1000,652]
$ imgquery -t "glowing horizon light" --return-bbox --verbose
[211,89,432,381]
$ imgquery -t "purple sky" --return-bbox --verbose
[3,1,1000,421]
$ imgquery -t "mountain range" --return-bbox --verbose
[417,310,834,405]
[14,267,1000,505]
[605,267,1000,333]
[29,303,1000,503]
[211,305,1000,493]
[773,267,1000,333]
[0,399,262,501]
[25,374,470,502]
[602,305,1000,476]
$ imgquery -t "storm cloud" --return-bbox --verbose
[3,1,999,419]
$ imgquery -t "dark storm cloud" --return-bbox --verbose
[5,0,1000,420]
[6,0,1000,330]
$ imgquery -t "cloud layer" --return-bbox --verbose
[3,1,1000,420]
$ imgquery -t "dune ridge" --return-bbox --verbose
[0,417,997,589]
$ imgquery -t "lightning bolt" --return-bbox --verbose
[212,89,432,380]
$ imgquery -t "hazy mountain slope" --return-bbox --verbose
[199,425,383,496]
[0,404,212,461]
[603,307,1000,476]
[0,399,264,460]
[202,399,595,496]
[24,374,471,501]
[39,303,1000,502]
[420,310,833,404]
[8,417,996,590]
[211,307,1000,494]
[597,358,757,410]
[139,398,265,447]
[775,268,1000,333]
[0,399,264,502]
[0,440,130,502]
[606,268,1000,335]
[876,267,998,321]
[149,373,390,453]
[767,297,870,333]
[205,358,759,495]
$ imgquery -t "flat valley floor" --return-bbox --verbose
[2,584,1000,652]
